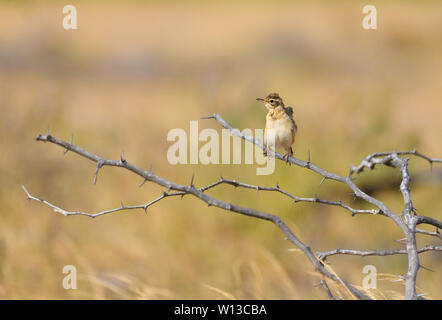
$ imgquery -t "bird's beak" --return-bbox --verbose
[257,98,270,110]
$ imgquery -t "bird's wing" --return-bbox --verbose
[284,106,294,119]
[284,106,298,132]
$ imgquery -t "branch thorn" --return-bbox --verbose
[200,114,215,120]
[139,178,148,188]
[419,264,434,273]
[93,161,104,185]
[64,134,73,155]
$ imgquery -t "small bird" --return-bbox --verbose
[256,93,297,164]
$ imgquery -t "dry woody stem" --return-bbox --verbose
[23,114,442,300]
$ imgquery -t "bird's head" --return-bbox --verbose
[256,93,284,110]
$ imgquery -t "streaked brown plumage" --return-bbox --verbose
[256,93,297,164]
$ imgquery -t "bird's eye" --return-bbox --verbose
[269,99,274,103]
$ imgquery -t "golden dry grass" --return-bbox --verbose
[0,1,441,299]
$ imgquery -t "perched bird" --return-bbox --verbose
[256,93,297,164]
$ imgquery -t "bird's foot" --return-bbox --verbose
[283,152,291,165]
[284,149,293,166]
[263,147,269,157]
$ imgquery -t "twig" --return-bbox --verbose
[416,227,441,239]
[317,245,442,260]
[415,215,442,230]
[212,177,381,217]
[349,150,442,175]
[22,185,182,218]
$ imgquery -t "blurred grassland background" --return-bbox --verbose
[0,0,441,299]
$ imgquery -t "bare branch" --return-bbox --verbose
[415,215,442,230]
[317,245,442,260]
[31,132,370,300]
[391,153,418,300]
[349,150,442,175]
[202,114,398,218]
[416,228,441,239]
[22,185,182,218]
[203,114,442,300]
[210,177,381,217]
[30,115,442,300]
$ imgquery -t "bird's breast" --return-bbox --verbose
[265,116,293,131]
[265,117,295,148]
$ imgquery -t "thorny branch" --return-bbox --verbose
[24,133,370,300]
[22,185,184,218]
[317,245,442,260]
[350,150,442,175]
[214,177,381,216]
[23,114,441,300]
[202,113,442,300]
[415,228,441,240]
